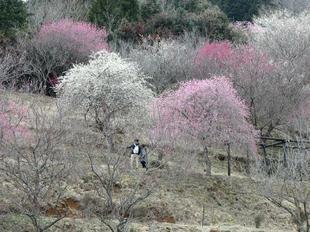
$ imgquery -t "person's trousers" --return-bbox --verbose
[141,160,147,169]
[130,154,140,169]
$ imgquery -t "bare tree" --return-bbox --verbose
[84,149,152,232]
[123,37,199,94]
[0,100,74,232]
[196,40,309,137]
[27,0,91,30]
[0,47,32,90]
[255,132,310,232]
[272,0,310,13]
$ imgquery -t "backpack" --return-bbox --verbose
[133,145,139,154]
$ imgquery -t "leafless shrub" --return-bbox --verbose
[122,37,200,94]
[84,148,152,232]
[0,101,74,232]
[254,128,310,232]
[0,47,32,90]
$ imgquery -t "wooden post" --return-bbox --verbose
[204,146,211,176]
[246,148,250,176]
[227,143,231,176]
[283,141,288,168]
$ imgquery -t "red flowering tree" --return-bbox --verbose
[196,41,232,66]
[24,19,109,93]
[152,76,257,175]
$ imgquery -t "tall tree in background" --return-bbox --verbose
[273,0,310,13]
[0,0,28,41]
[88,0,140,36]
[144,4,236,40]
[140,0,161,20]
[171,0,211,12]
[27,0,91,29]
[210,0,273,21]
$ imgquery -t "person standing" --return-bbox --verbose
[128,139,140,169]
[140,144,148,170]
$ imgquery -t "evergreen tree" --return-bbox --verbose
[172,0,210,12]
[210,0,272,21]
[141,0,161,20]
[0,0,28,39]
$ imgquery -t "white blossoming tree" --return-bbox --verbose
[251,11,310,88]
[57,51,154,151]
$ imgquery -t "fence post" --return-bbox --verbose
[227,143,231,176]
[283,141,288,168]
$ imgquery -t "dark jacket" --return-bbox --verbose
[140,147,148,163]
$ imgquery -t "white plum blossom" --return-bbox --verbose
[252,10,310,63]
[57,51,154,151]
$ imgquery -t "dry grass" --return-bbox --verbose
[0,91,296,232]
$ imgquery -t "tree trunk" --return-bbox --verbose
[204,146,211,176]
[227,143,231,177]
[283,142,288,168]
[246,148,251,176]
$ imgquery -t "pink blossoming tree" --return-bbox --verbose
[152,76,258,175]
[37,19,108,57]
[25,19,109,93]
[195,41,308,137]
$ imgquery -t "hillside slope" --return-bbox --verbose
[0,92,295,232]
